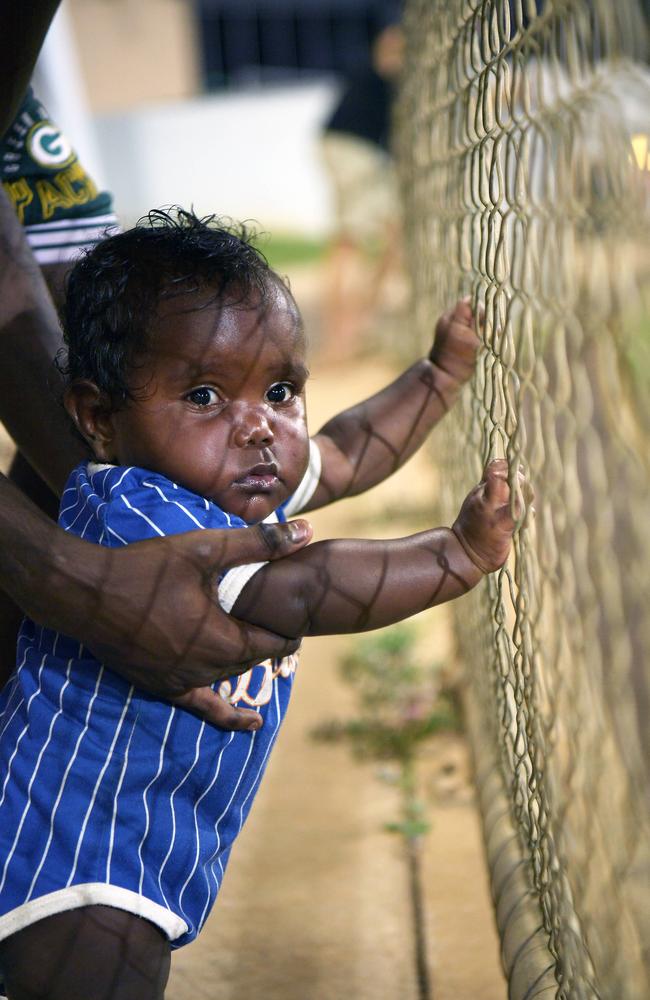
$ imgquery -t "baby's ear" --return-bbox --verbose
[63,380,116,462]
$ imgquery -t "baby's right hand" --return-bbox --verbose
[451,460,529,574]
[429,298,481,388]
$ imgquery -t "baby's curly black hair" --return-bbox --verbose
[60,207,284,404]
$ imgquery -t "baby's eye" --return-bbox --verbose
[186,386,219,407]
[265,382,295,404]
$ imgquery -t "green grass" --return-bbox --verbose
[251,233,327,270]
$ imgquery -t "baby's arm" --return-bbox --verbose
[232,460,521,638]
[305,299,480,510]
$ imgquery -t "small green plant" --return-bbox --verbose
[313,623,459,771]
[312,623,461,1000]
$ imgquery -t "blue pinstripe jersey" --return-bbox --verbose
[0,457,319,949]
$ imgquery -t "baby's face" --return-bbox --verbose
[108,283,310,523]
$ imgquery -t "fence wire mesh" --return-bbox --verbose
[397,2,650,997]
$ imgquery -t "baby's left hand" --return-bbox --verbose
[451,459,529,574]
[429,298,481,387]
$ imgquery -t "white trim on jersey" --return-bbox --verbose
[0,884,188,943]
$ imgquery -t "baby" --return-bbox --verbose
[0,209,522,999]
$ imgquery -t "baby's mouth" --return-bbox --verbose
[233,463,280,492]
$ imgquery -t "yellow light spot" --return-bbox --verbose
[631,133,649,172]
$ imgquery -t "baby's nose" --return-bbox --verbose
[231,404,274,447]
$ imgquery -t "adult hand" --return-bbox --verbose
[2,476,312,728]
[45,519,313,689]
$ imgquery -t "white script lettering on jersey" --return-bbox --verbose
[218,653,300,707]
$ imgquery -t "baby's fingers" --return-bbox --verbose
[482,459,510,507]
[453,297,475,326]
[483,460,534,520]
[456,296,485,330]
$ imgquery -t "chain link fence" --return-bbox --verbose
[397,2,650,996]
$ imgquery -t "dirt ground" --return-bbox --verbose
[0,265,506,1000]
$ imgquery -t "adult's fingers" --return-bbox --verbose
[196,519,313,573]
[213,616,302,674]
[173,687,263,732]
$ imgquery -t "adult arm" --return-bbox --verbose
[0,186,87,494]
[0,0,95,491]
[307,300,480,508]
[0,0,62,138]
[233,460,519,637]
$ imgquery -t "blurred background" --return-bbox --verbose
[36,0,395,233]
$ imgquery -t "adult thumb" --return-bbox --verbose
[173,686,264,732]
[209,518,313,571]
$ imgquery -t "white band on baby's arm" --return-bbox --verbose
[283,439,322,517]
[217,440,321,613]
[218,562,268,613]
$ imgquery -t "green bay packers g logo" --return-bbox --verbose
[27,121,75,168]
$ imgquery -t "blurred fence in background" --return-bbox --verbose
[397,1,650,996]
